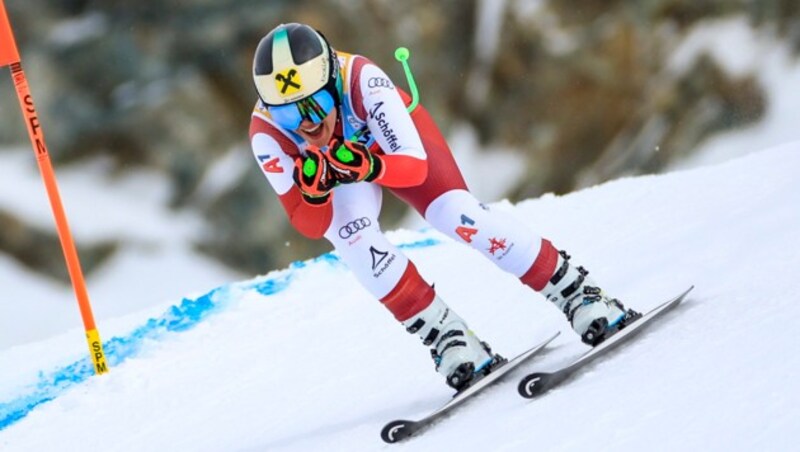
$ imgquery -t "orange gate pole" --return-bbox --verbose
[1,0,108,374]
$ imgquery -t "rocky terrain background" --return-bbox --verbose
[0,0,796,280]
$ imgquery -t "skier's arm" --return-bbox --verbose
[356,62,428,188]
[249,114,332,239]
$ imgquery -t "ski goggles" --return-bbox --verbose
[267,88,335,131]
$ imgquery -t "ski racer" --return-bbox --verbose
[248,23,640,391]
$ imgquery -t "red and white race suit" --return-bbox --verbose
[249,51,560,322]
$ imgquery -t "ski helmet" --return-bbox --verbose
[253,23,340,109]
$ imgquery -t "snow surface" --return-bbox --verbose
[1,141,798,451]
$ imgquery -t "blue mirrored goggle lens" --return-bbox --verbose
[267,89,335,131]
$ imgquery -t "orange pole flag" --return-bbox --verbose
[1,0,108,374]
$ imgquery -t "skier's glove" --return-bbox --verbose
[293,146,336,204]
[326,139,383,184]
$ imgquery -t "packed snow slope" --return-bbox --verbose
[1,142,799,451]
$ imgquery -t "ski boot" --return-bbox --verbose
[542,251,641,346]
[402,295,501,391]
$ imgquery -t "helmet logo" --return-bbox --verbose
[275,68,302,96]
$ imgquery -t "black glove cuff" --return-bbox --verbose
[365,155,383,182]
[302,192,331,205]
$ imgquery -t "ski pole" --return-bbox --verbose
[0,0,109,375]
[394,47,420,113]
[348,46,421,143]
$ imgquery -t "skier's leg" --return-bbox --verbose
[423,189,638,344]
[323,182,493,390]
[423,188,539,278]
[392,99,638,345]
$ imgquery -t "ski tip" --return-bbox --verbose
[675,285,695,304]
[533,330,561,350]
[381,419,416,443]
[518,372,552,399]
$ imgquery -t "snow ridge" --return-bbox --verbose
[0,239,441,431]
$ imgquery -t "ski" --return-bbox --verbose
[518,285,694,399]
[380,331,560,444]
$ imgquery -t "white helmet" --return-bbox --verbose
[252,23,339,107]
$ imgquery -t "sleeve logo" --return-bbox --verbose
[257,154,284,173]
[367,77,394,89]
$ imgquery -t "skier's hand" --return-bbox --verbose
[326,139,383,184]
[293,146,336,204]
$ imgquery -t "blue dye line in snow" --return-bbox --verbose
[0,237,441,431]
